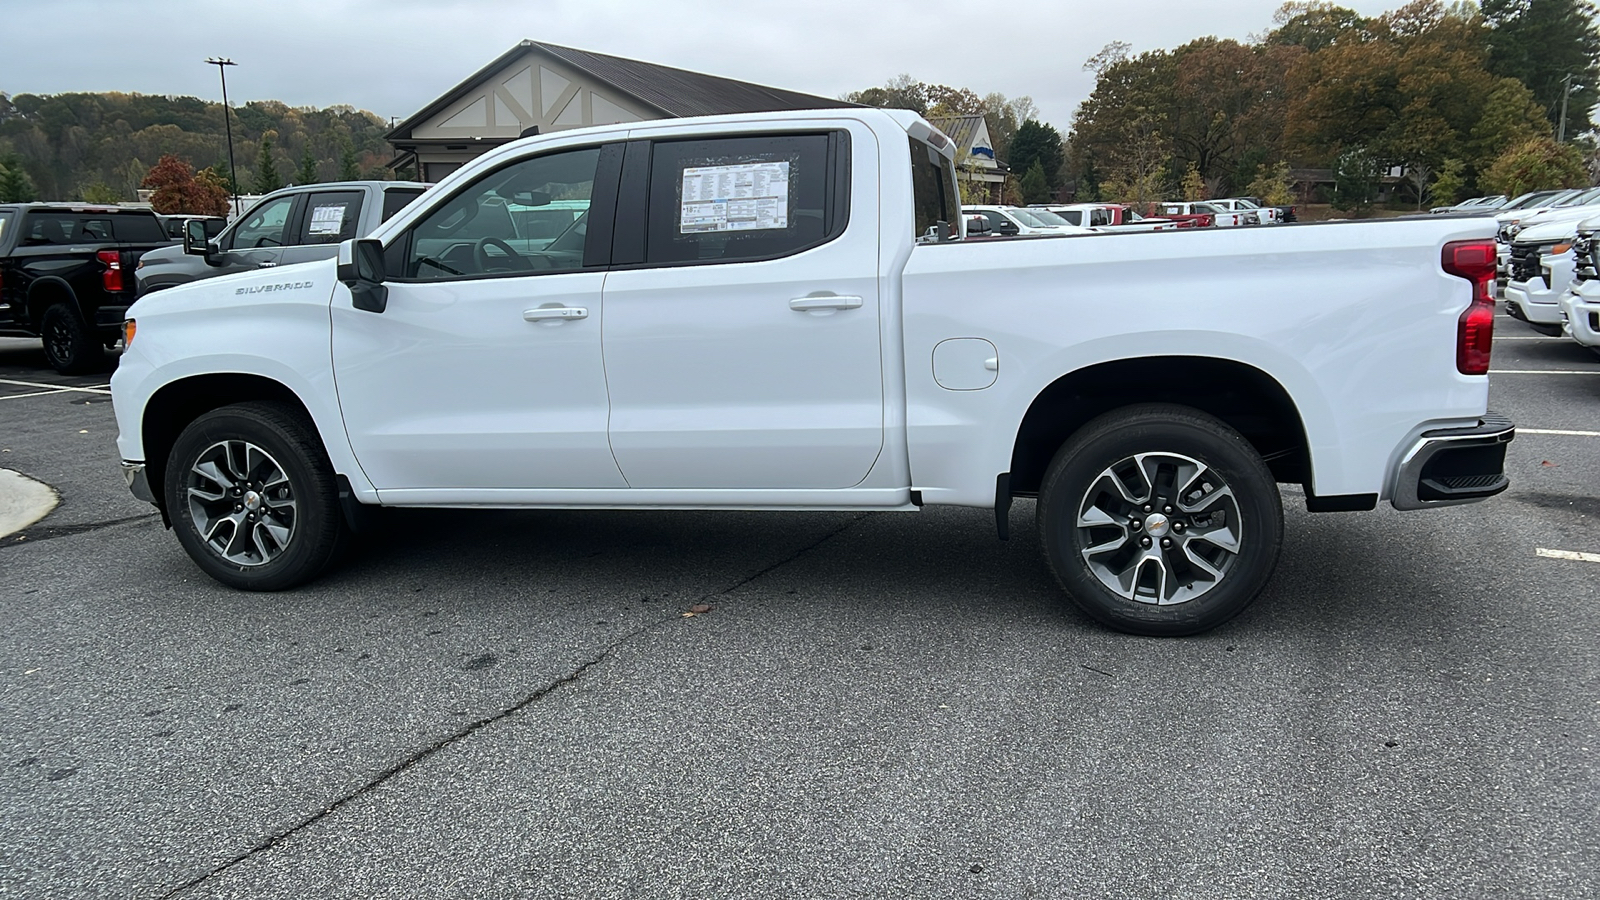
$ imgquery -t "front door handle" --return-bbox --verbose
[523,306,588,321]
[789,295,863,311]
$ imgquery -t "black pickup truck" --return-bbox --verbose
[0,204,174,373]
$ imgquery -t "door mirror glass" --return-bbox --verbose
[183,218,209,255]
[338,238,388,313]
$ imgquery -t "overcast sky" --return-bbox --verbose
[3,0,1407,132]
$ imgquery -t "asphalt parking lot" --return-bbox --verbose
[1,311,1597,899]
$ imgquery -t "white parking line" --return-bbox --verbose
[0,389,74,402]
[0,378,112,395]
[1537,548,1600,564]
[1490,369,1600,375]
[1518,428,1600,436]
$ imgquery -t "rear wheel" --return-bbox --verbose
[1037,403,1284,636]
[40,302,104,374]
[164,402,348,590]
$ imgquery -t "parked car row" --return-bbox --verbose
[1486,183,1600,356]
[961,197,1292,239]
[0,182,435,374]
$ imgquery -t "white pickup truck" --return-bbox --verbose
[110,108,1515,636]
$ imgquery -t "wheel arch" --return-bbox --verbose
[141,373,320,514]
[26,276,80,325]
[1008,356,1311,497]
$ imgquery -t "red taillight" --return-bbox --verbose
[1199,214,1214,228]
[1443,239,1496,375]
[97,249,124,293]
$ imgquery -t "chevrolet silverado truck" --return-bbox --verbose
[0,203,174,373]
[1503,215,1592,335]
[134,180,429,296]
[1560,216,1600,357]
[109,108,1515,636]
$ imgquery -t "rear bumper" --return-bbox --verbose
[1391,413,1515,510]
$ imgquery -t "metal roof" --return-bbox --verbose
[388,40,856,143]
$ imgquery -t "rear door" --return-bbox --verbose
[599,126,883,490]
[279,189,365,266]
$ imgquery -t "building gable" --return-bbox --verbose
[410,47,659,140]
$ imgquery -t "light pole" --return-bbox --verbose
[1558,73,1584,143]
[205,57,241,217]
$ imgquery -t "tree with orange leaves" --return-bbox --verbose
[141,154,229,216]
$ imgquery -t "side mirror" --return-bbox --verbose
[337,238,388,313]
[996,220,1020,236]
[966,215,991,235]
[183,219,215,257]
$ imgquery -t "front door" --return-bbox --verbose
[213,193,298,273]
[600,129,884,490]
[332,143,625,493]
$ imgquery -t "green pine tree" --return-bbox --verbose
[338,139,360,181]
[1019,160,1051,204]
[296,145,319,186]
[0,154,38,202]
[254,137,283,194]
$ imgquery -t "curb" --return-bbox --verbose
[0,468,59,538]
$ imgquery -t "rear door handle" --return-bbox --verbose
[789,295,863,311]
[523,307,588,321]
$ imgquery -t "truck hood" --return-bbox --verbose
[1513,203,1600,235]
[126,257,337,319]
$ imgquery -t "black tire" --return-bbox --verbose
[39,302,105,374]
[164,402,348,590]
[1037,403,1283,636]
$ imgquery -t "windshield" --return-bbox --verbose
[1503,191,1556,210]
[1009,208,1054,228]
[1027,209,1072,227]
[1192,202,1222,214]
[1557,187,1600,206]
[1233,199,1260,209]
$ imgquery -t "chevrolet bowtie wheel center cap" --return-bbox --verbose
[1145,513,1171,539]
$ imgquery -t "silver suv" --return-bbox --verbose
[135,181,428,295]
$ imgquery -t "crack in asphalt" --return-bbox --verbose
[2,513,158,547]
[158,511,871,898]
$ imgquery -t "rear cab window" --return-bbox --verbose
[20,211,164,244]
[381,188,425,222]
[910,137,959,243]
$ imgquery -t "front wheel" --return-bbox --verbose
[1037,404,1284,636]
[164,402,348,590]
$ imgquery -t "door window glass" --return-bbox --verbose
[230,196,296,249]
[645,133,839,265]
[400,146,598,281]
[297,191,365,245]
[0,211,11,244]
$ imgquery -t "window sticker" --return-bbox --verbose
[679,161,790,234]
[308,204,347,236]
